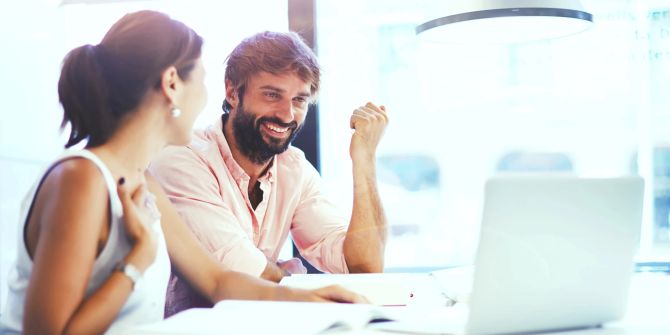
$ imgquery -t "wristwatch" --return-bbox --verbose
[114,261,142,290]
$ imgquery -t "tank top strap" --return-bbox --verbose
[55,149,123,219]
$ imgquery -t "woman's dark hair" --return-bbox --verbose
[58,10,203,148]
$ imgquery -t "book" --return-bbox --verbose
[127,300,466,335]
[127,300,392,334]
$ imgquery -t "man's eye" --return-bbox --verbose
[265,92,280,99]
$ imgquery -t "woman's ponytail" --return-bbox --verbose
[58,44,115,148]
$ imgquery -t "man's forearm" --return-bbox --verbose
[343,159,387,273]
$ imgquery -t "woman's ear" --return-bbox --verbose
[225,79,238,110]
[160,66,180,103]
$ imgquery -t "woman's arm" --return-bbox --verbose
[147,173,367,304]
[23,159,155,335]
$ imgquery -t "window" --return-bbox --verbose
[315,0,670,269]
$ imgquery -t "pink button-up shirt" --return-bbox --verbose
[149,116,349,316]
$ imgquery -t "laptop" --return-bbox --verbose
[429,175,644,334]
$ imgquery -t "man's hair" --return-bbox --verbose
[222,31,320,112]
[58,10,203,148]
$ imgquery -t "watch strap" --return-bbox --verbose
[114,261,142,289]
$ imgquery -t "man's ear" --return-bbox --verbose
[160,66,180,104]
[225,79,239,110]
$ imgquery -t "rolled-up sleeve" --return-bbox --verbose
[149,146,267,277]
[291,161,349,274]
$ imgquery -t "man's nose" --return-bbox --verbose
[274,98,295,123]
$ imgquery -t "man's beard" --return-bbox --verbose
[231,101,302,165]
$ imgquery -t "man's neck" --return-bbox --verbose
[222,114,272,181]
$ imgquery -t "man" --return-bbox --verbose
[150,31,388,316]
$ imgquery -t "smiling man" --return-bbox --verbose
[149,31,388,317]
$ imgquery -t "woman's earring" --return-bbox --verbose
[171,107,182,118]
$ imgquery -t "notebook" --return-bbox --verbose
[280,273,418,306]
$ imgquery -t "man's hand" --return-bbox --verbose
[349,102,388,162]
[277,257,308,276]
[261,257,307,282]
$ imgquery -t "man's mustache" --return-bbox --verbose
[257,117,298,130]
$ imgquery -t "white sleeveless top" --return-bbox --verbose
[0,150,171,334]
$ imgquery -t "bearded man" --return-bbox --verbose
[149,31,389,317]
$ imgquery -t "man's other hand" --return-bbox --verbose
[277,257,308,275]
[349,102,388,161]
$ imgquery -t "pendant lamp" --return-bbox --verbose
[416,0,593,44]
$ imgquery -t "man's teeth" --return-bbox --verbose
[266,123,288,133]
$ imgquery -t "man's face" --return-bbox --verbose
[230,71,312,164]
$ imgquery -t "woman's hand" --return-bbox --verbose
[287,285,371,304]
[117,177,158,272]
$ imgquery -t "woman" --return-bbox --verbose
[0,10,364,335]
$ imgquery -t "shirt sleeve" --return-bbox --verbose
[149,146,268,277]
[290,159,350,274]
